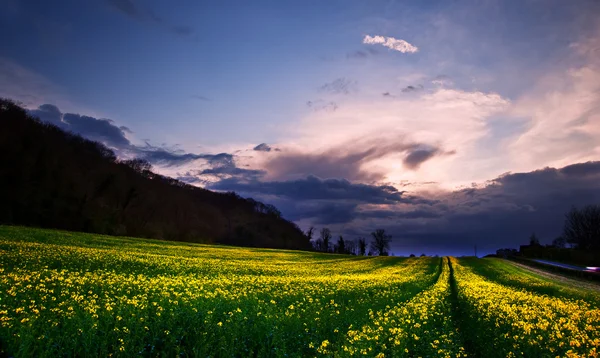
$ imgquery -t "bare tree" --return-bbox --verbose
[320,228,332,253]
[370,229,392,256]
[358,237,367,256]
[345,239,357,255]
[563,205,600,250]
[306,226,315,241]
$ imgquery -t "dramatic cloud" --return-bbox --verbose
[223,161,600,256]
[261,140,446,182]
[29,104,131,148]
[289,87,509,188]
[363,35,418,53]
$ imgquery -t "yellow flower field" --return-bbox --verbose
[0,226,598,357]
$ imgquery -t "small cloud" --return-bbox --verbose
[401,85,424,93]
[254,143,272,152]
[191,94,210,101]
[346,50,368,59]
[432,75,452,87]
[106,0,139,18]
[403,147,439,170]
[306,100,338,112]
[319,78,357,95]
[382,92,392,97]
[363,35,418,53]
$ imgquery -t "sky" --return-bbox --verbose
[2,0,600,256]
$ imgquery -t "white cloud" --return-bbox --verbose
[363,35,418,53]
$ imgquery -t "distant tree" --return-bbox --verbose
[409,254,415,258]
[563,205,600,250]
[370,229,392,256]
[336,235,346,254]
[345,239,357,255]
[121,158,152,176]
[312,238,323,252]
[552,236,567,249]
[358,237,367,256]
[420,253,426,257]
[320,228,332,253]
[306,226,315,241]
[529,233,540,246]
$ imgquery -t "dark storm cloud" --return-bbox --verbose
[63,114,131,148]
[358,162,600,255]
[28,104,131,148]
[209,175,415,203]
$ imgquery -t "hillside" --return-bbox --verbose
[1,226,599,357]
[0,99,310,249]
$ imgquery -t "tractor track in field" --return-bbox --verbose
[447,257,479,358]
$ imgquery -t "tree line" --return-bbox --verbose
[496,205,600,265]
[307,227,393,256]
[0,98,311,250]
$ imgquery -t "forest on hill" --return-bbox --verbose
[0,98,310,250]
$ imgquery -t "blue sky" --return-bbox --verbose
[2,0,600,255]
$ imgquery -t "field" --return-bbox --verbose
[0,226,599,357]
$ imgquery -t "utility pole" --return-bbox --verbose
[474,244,477,258]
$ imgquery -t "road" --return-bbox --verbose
[531,259,600,273]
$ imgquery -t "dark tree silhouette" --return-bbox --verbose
[529,233,540,246]
[306,226,315,241]
[563,205,600,250]
[370,229,392,256]
[335,235,346,254]
[0,98,310,250]
[358,237,367,256]
[319,228,332,253]
[345,239,357,255]
[552,236,567,249]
